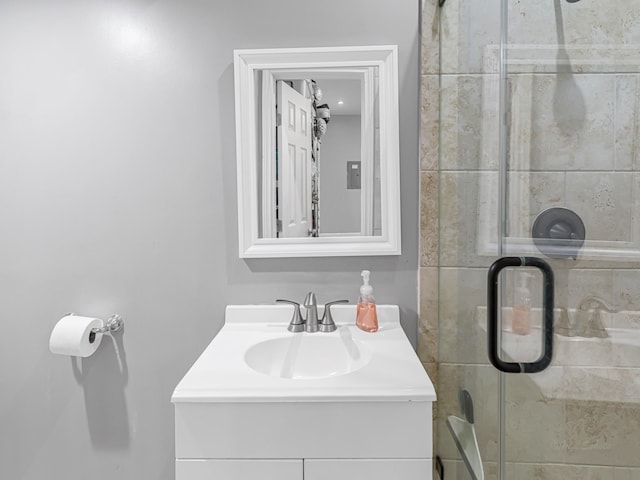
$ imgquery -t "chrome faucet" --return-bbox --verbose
[556,295,611,338]
[575,295,611,338]
[276,299,305,332]
[303,292,320,333]
[276,294,348,333]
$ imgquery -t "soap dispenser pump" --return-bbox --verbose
[356,270,378,332]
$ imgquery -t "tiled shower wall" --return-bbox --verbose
[419,0,640,478]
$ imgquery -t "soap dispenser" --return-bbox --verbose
[512,273,532,335]
[356,270,378,332]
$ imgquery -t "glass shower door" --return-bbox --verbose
[437,0,640,478]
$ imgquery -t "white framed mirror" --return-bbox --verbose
[234,45,401,258]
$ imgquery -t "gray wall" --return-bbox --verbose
[319,115,361,234]
[0,1,420,479]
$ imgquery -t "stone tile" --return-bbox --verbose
[631,174,640,257]
[512,74,616,172]
[565,400,640,467]
[508,46,640,75]
[418,329,437,365]
[506,171,565,241]
[438,459,497,480]
[420,171,439,267]
[614,467,640,480]
[619,5,640,46]
[556,339,618,369]
[614,75,639,171]
[506,0,557,47]
[566,172,633,243]
[613,270,640,310]
[440,0,501,74]
[566,268,614,310]
[440,75,499,171]
[483,462,498,480]
[435,459,461,479]
[563,249,640,268]
[505,463,614,480]
[563,367,640,403]
[503,376,567,464]
[507,0,640,53]
[505,366,565,403]
[421,361,439,452]
[439,267,489,365]
[438,0,460,75]
[421,0,440,75]
[422,361,438,388]
[553,261,634,306]
[437,364,499,463]
[601,310,640,330]
[440,171,498,267]
[418,266,438,363]
[566,2,640,48]
[420,266,439,309]
[420,74,439,171]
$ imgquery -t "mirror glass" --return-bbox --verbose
[258,71,381,239]
[234,46,400,258]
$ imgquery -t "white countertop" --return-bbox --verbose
[172,305,436,403]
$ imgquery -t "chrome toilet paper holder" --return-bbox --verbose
[66,313,124,343]
[92,314,124,335]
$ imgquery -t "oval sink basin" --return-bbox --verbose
[244,334,371,380]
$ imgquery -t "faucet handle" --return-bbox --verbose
[554,307,574,337]
[319,300,349,332]
[578,296,613,312]
[276,299,305,333]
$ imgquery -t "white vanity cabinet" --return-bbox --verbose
[176,459,301,480]
[174,401,433,480]
[176,459,430,480]
[172,305,436,480]
[304,459,432,480]
[176,459,431,480]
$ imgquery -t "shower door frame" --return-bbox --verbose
[491,1,640,478]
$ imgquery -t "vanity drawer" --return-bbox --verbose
[175,401,432,459]
[176,459,302,480]
[304,459,432,480]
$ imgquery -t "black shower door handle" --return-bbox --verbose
[487,257,554,373]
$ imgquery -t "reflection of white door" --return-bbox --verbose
[277,81,312,238]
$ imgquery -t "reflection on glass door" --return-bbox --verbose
[437,0,640,478]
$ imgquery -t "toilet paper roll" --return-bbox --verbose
[49,315,104,357]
